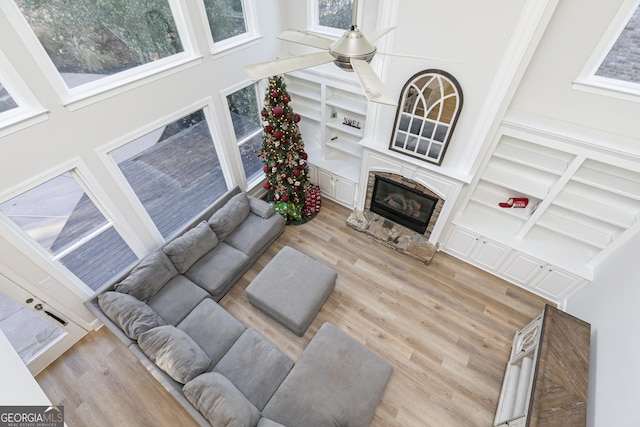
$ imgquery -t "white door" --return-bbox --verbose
[0,273,87,375]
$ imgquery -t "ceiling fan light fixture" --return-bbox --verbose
[329,26,377,71]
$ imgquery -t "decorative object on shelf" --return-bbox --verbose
[342,117,361,129]
[498,197,529,208]
[259,76,320,224]
[389,70,463,165]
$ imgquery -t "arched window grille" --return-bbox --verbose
[389,69,463,165]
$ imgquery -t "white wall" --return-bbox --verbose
[0,0,284,327]
[508,0,640,425]
[565,234,640,426]
[280,0,530,179]
[509,0,640,145]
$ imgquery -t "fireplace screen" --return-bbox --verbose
[370,175,438,234]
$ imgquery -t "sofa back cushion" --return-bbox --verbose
[138,325,211,384]
[208,192,250,240]
[163,221,219,274]
[183,372,260,427]
[115,250,178,302]
[98,291,166,340]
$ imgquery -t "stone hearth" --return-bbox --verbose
[347,209,438,263]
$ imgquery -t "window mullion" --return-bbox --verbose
[51,222,112,261]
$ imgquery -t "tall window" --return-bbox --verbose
[0,172,138,292]
[203,0,248,43]
[318,0,353,30]
[227,85,263,185]
[110,109,227,239]
[596,4,640,84]
[0,82,18,114]
[15,0,184,88]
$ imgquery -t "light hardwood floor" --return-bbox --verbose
[36,199,551,427]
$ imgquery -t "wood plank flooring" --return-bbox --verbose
[36,199,551,427]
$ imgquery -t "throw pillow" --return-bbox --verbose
[183,372,260,427]
[163,221,219,273]
[98,291,166,340]
[115,250,178,302]
[208,192,250,240]
[248,197,275,219]
[138,325,210,384]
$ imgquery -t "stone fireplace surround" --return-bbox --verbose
[347,148,463,264]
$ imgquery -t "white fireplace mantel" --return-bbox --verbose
[357,147,466,245]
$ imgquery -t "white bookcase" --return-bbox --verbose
[445,123,640,302]
[284,70,368,208]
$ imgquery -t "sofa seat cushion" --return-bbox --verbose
[213,328,293,411]
[163,221,219,274]
[262,323,393,427]
[225,211,285,258]
[115,250,178,302]
[208,192,250,240]
[147,275,209,326]
[185,242,249,297]
[177,299,246,368]
[138,325,211,384]
[183,372,260,427]
[98,291,166,340]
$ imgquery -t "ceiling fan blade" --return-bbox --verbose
[277,29,336,50]
[244,52,335,81]
[368,27,396,43]
[376,51,459,63]
[350,59,397,106]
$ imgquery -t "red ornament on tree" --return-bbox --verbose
[273,106,284,117]
[262,181,270,189]
[293,169,301,177]
[283,96,289,104]
[294,114,301,123]
[301,152,308,160]
[272,90,278,98]
[273,130,282,140]
[281,195,289,202]
[263,165,270,173]
[265,125,272,133]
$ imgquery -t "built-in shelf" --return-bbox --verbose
[482,164,552,200]
[285,70,368,209]
[448,125,640,288]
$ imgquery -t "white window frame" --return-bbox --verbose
[197,0,261,57]
[0,48,48,137]
[0,0,200,111]
[221,80,265,190]
[573,0,640,103]
[99,98,235,241]
[308,0,362,37]
[0,161,143,297]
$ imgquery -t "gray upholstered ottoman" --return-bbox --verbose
[246,246,337,336]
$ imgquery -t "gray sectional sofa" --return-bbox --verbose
[85,186,392,426]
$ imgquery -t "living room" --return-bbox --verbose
[0,1,638,426]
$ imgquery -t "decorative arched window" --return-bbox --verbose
[389,69,463,165]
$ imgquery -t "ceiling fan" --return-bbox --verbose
[244,0,398,105]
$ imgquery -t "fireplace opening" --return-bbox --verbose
[370,175,438,234]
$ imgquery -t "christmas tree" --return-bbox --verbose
[259,75,320,223]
